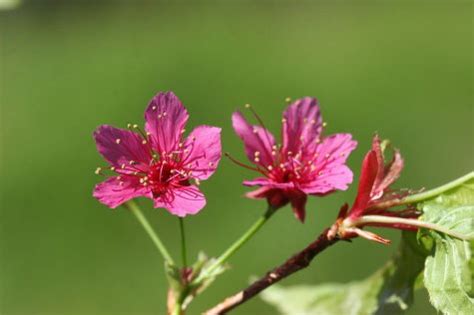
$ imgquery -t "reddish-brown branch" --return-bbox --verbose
[204,228,338,315]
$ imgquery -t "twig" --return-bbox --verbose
[204,228,338,314]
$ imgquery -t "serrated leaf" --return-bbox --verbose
[261,232,426,315]
[420,178,474,315]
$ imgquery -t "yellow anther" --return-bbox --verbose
[94,167,102,175]
[110,166,116,171]
[322,122,327,127]
[285,97,291,103]
[267,165,273,171]
[115,138,121,144]
[142,140,147,144]
[132,124,138,129]
[245,103,251,108]
[254,151,261,156]
[127,123,132,128]
[281,118,287,123]
[152,106,157,110]
[121,164,126,169]
[254,157,260,163]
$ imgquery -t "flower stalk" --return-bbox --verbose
[399,171,474,205]
[346,215,472,241]
[192,205,277,286]
[178,218,188,267]
[125,200,175,266]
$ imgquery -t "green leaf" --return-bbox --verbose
[261,232,426,315]
[420,178,474,314]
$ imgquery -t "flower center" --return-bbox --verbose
[147,159,190,198]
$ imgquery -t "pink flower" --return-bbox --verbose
[331,135,419,244]
[93,91,222,217]
[231,97,357,222]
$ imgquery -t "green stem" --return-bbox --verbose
[172,301,182,315]
[192,205,277,285]
[352,215,472,241]
[400,171,473,205]
[179,217,188,268]
[125,200,175,265]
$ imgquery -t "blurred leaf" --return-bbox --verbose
[261,232,426,315]
[419,178,474,314]
[165,262,183,294]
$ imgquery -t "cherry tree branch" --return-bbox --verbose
[204,228,338,314]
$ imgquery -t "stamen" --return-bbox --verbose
[94,167,102,175]
[285,97,291,103]
[224,152,266,174]
[322,122,327,128]
[115,138,121,144]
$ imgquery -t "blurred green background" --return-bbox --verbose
[1,1,472,314]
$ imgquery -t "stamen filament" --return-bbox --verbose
[224,152,267,175]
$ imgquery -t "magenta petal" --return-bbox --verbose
[232,111,276,167]
[349,150,379,218]
[145,91,189,154]
[94,125,151,172]
[300,133,357,194]
[282,97,322,155]
[376,148,404,196]
[245,186,273,199]
[157,185,206,217]
[183,126,222,180]
[93,176,150,208]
